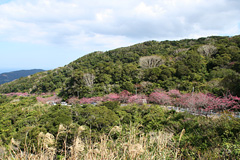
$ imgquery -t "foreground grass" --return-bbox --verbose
[0,96,240,159]
[3,124,181,160]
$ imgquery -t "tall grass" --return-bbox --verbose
[2,124,180,160]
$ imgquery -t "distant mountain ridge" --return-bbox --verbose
[0,69,45,84]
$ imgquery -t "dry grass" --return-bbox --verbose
[3,124,180,160]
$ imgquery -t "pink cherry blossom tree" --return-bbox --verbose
[148,92,172,106]
[119,90,131,103]
[127,94,148,105]
[104,93,120,102]
[36,95,62,104]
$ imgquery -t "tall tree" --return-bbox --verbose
[83,73,95,88]
[197,44,217,57]
[139,55,165,69]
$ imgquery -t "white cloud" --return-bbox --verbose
[96,9,114,22]
[133,2,165,18]
[0,0,239,53]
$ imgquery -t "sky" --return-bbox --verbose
[0,0,240,73]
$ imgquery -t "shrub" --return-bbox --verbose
[103,93,120,102]
[127,94,148,105]
[102,101,120,110]
[167,89,182,98]
[118,90,131,103]
[78,106,119,132]
[148,92,172,106]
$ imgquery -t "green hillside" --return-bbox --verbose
[0,95,239,159]
[0,35,240,98]
[0,35,240,159]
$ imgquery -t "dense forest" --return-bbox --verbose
[0,35,240,159]
[0,95,239,159]
[0,35,239,99]
[0,69,45,85]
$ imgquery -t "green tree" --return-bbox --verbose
[221,72,240,96]
[40,105,72,135]
[78,106,119,132]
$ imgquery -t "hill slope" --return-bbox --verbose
[0,35,239,97]
[0,69,45,85]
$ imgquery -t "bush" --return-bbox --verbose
[78,106,119,132]
[101,101,120,110]
[39,105,72,135]
[127,94,148,105]
[148,92,172,106]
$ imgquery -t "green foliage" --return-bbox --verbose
[209,68,236,79]
[1,34,240,158]
[221,72,240,96]
[101,101,120,111]
[40,105,72,135]
[0,35,240,97]
[0,96,240,159]
[0,94,9,104]
[232,62,240,73]
[77,105,119,132]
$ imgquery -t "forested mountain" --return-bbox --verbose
[0,69,45,85]
[0,35,239,98]
[1,36,240,159]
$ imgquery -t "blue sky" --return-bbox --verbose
[0,0,11,5]
[0,0,240,73]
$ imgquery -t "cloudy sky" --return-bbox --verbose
[0,0,240,73]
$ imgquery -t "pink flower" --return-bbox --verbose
[149,92,172,106]
[167,89,182,98]
[127,94,148,105]
[104,93,120,101]
[119,90,131,103]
